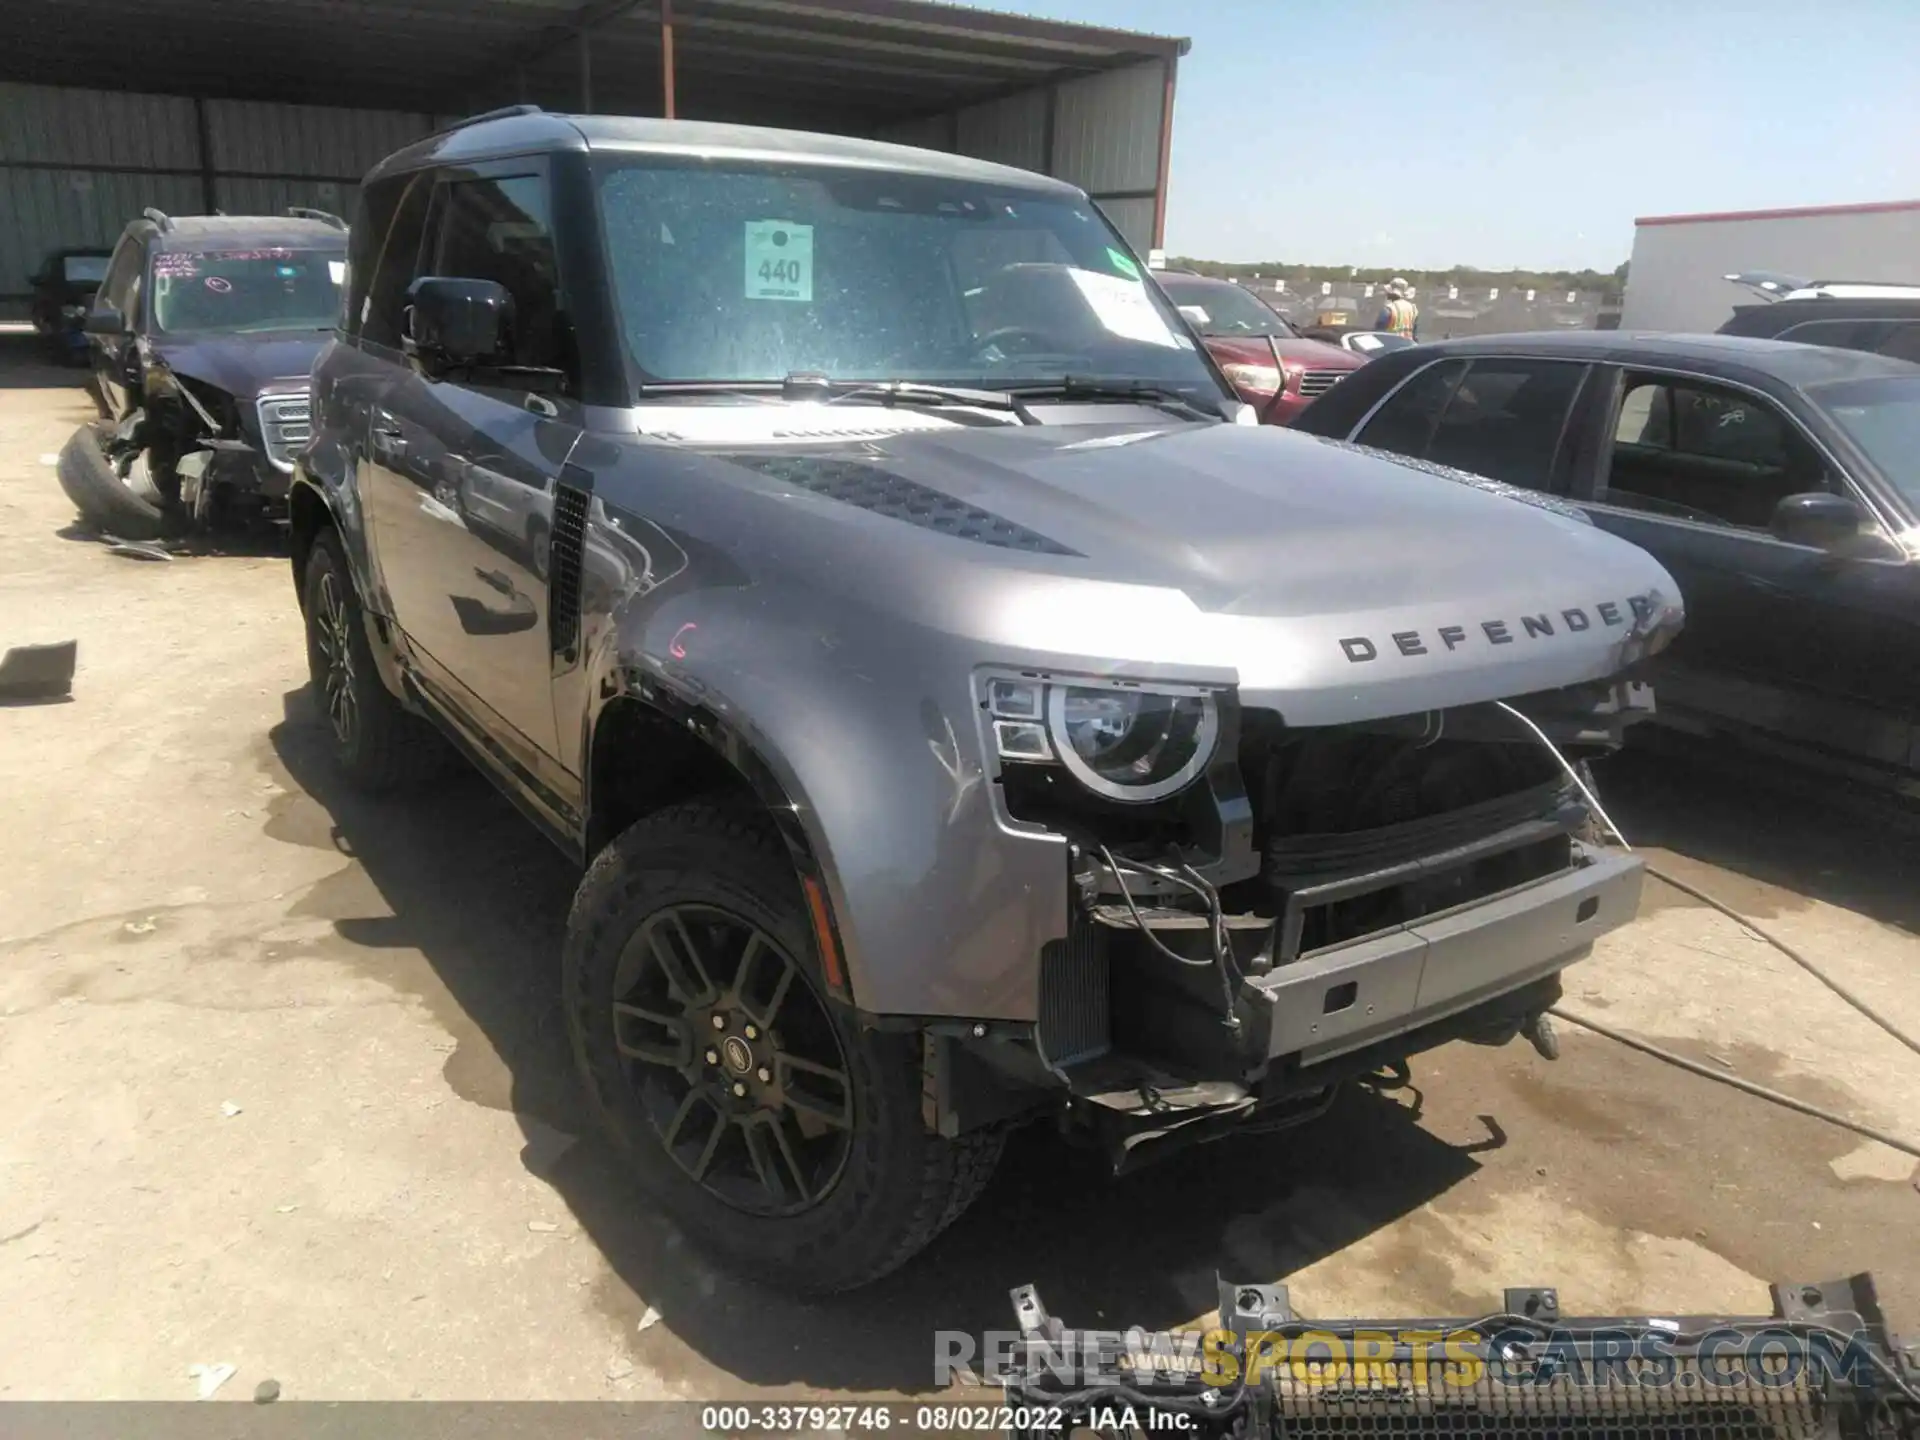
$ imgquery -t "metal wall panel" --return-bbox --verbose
[1094,196,1155,254]
[954,87,1047,174]
[870,114,952,153]
[204,99,434,180]
[0,81,199,169]
[1052,62,1162,196]
[214,176,360,223]
[0,167,202,311]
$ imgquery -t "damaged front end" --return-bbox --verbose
[107,364,306,527]
[985,673,1657,1171]
[1000,1276,1920,1439]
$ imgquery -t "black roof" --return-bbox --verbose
[1720,297,1920,338]
[135,215,350,253]
[1408,329,1920,388]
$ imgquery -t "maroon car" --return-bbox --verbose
[1157,272,1363,423]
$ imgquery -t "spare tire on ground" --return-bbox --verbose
[56,422,165,541]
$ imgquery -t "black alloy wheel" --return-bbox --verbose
[311,565,359,749]
[612,903,853,1216]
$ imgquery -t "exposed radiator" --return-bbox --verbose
[1037,917,1110,1066]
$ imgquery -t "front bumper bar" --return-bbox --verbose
[1003,1274,1920,1438]
[1250,846,1642,1065]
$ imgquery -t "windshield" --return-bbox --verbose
[1157,278,1295,338]
[149,248,343,335]
[1815,375,1920,507]
[593,157,1226,403]
[62,255,110,284]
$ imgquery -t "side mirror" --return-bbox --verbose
[1770,491,1866,550]
[404,276,511,378]
[83,304,126,336]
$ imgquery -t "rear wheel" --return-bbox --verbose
[564,802,1003,1293]
[301,529,453,791]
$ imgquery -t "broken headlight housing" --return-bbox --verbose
[986,676,1220,803]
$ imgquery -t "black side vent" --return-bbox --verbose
[547,481,591,656]
[1038,917,1110,1066]
[723,454,1080,556]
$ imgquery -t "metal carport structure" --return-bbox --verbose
[0,0,1188,319]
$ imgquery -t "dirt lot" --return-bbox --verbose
[2,339,1916,1401]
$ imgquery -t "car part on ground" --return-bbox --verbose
[0,640,77,701]
[1000,1276,1920,1438]
[294,107,1685,1291]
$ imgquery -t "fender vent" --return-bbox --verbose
[547,478,591,656]
[723,454,1080,555]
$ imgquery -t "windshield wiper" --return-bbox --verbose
[823,380,1017,412]
[1009,377,1226,421]
[634,375,1021,414]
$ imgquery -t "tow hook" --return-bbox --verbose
[1522,1011,1560,1061]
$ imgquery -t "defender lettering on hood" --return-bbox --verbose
[1339,593,1672,663]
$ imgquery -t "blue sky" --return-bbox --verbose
[994,0,1920,270]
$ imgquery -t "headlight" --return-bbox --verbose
[985,677,1220,803]
[1219,361,1283,397]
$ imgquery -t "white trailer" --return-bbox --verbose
[1620,198,1920,333]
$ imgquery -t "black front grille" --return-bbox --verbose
[1037,918,1109,1065]
[1244,718,1583,963]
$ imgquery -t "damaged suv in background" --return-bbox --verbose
[291,108,1684,1294]
[56,207,345,539]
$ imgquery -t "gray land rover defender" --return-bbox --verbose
[291,107,1683,1294]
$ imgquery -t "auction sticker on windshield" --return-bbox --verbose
[1068,269,1178,348]
[745,220,813,302]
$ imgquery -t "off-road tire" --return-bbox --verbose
[564,801,1005,1294]
[55,422,165,540]
[301,528,453,792]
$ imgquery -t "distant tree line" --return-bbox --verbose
[1166,259,1631,305]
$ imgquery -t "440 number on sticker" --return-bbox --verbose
[745,220,813,302]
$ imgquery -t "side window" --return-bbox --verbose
[1876,323,1920,365]
[1354,358,1467,458]
[343,175,408,340]
[1603,374,1829,529]
[1778,318,1887,354]
[361,174,432,350]
[1422,359,1586,488]
[420,172,565,373]
[99,236,142,319]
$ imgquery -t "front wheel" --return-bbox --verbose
[564,802,1003,1293]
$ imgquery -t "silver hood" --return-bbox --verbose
[661,418,1682,727]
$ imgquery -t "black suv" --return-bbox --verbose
[26,247,111,364]
[56,208,346,539]
[1718,276,1920,364]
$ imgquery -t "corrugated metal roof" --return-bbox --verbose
[0,0,1185,126]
